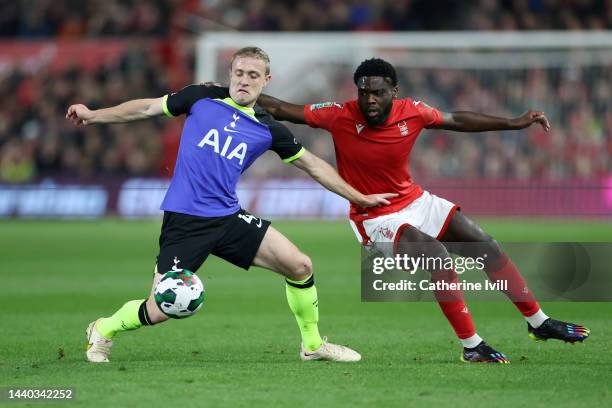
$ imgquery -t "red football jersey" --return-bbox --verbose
[304,98,443,221]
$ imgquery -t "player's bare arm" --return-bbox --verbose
[433,110,551,132]
[65,97,165,125]
[291,149,396,208]
[257,94,307,124]
[200,81,306,124]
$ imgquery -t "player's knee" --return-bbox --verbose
[429,242,451,263]
[468,224,500,251]
[477,237,505,271]
[287,254,312,281]
[480,235,502,258]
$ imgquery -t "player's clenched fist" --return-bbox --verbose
[510,110,551,131]
[66,104,95,126]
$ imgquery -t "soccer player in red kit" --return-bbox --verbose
[251,58,590,363]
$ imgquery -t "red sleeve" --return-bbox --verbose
[303,102,343,131]
[412,100,443,128]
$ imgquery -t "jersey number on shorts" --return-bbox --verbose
[238,213,262,228]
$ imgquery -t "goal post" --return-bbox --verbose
[196,31,612,97]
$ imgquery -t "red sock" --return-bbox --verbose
[486,253,540,317]
[431,269,476,339]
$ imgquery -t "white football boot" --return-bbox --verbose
[300,337,361,362]
[86,319,113,363]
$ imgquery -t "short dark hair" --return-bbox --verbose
[353,58,397,86]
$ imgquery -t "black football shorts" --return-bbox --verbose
[155,209,271,274]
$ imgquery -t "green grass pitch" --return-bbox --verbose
[1,218,611,407]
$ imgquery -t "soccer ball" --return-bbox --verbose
[154,270,205,319]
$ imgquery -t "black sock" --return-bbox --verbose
[137,301,155,326]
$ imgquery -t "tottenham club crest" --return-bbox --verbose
[223,113,240,133]
[172,256,183,271]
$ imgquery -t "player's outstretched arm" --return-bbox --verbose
[257,94,307,124]
[433,110,550,132]
[66,97,165,126]
[199,82,306,124]
[291,150,397,208]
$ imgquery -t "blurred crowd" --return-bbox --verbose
[0,46,178,182]
[1,0,610,37]
[186,0,612,31]
[287,63,611,181]
[1,48,609,182]
[402,66,611,180]
[0,0,171,37]
[0,0,610,183]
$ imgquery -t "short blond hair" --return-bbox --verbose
[230,46,270,74]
